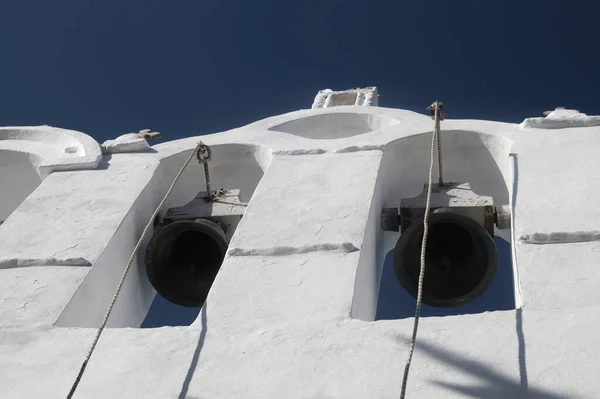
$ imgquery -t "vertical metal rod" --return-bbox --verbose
[196,141,213,200]
[435,107,444,185]
[202,160,212,199]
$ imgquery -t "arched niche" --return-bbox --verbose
[381,130,513,208]
[351,130,516,321]
[56,143,273,329]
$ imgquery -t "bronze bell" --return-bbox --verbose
[145,218,228,307]
[394,212,498,308]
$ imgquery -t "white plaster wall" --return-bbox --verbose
[50,154,163,328]
[225,152,379,257]
[4,105,600,399]
[0,266,88,327]
[0,150,42,221]
[0,126,101,224]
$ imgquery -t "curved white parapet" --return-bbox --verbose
[0,125,102,178]
[55,141,274,328]
[520,108,600,129]
[0,126,102,222]
[267,111,400,140]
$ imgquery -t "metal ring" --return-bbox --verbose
[196,141,212,163]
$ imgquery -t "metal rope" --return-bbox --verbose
[399,102,442,398]
[67,141,208,399]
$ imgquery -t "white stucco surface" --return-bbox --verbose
[521,108,600,129]
[1,96,599,398]
[0,126,102,176]
[0,126,102,222]
[101,133,151,154]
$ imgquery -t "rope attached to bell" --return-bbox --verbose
[66,140,211,399]
[399,101,444,398]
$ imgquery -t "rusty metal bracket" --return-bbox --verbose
[163,188,246,241]
[196,141,213,200]
[382,182,507,237]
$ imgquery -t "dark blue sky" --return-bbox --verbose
[1,1,598,143]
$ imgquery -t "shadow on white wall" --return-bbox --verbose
[0,150,43,222]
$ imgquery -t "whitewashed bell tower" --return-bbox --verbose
[1,88,600,398]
